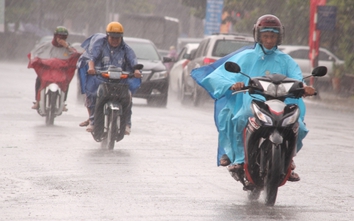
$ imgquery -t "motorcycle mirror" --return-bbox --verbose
[134,64,144,70]
[311,66,327,77]
[224,61,241,73]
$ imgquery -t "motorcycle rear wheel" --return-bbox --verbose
[265,146,282,206]
[45,91,56,126]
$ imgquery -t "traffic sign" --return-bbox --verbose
[317,5,337,31]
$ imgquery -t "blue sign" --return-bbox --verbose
[204,0,224,36]
[317,6,337,31]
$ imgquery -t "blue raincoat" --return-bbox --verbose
[76,33,141,125]
[77,33,141,95]
[191,43,308,166]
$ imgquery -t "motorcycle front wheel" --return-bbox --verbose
[264,145,282,206]
[45,91,57,126]
[101,109,119,150]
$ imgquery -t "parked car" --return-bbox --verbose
[124,37,172,107]
[278,45,344,80]
[181,33,254,106]
[169,43,199,95]
[177,37,203,52]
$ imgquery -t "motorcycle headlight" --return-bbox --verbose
[150,70,167,80]
[277,82,294,97]
[259,81,294,97]
[281,108,300,126]
[252,103,273,126]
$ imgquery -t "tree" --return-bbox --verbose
[327,0,354,74]
[222,0,309,43]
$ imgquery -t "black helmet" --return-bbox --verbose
[253,14,284,45]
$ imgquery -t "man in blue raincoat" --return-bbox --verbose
[192,14,316,181]
[76,21,142,134]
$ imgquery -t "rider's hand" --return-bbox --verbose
[87,68,96,75]
[57,38,69,48]
[303,86,315,97]
[230,82,244,91]
[87,61,96,75]
[133,70,142,78]
[57,38,76,53]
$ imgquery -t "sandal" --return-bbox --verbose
[227,163,244,173]
[86,124,94,133]
[79,119,90,127]
[63,104,68,112]
[220,154,231,166]
[288,170,300,182]
[228,164,244,181]
[31,102,39,110]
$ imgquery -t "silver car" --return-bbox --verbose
[169,43,199,95]
[278,45,344,79]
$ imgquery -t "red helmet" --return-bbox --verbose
[253,14,284,45]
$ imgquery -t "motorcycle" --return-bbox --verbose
[91,64,143,149]
[28,54,80,126]
[38,82,66,125]
[224,61,327,206]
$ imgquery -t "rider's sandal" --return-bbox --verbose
[63,104,68,112]
[288,170,300,182]
[228,164,244,182]
[79,119,90,127]
[86,124,94,133]
[220,154,231,166]
[227,164,244,173]
[31,102,39,110]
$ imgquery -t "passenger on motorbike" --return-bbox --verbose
[31,26,77,110]
[76,21,142,133]
[193,14,315,181]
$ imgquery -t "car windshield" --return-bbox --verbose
[125,41,160,61]
[212,40,252,57]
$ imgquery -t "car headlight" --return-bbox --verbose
[252,103,273,126]
[281,108,300,126]
[150,71,167,80]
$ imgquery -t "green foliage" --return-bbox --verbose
[224,0,309,43]
[327,0,354,75]
[206,0,354,75]
[332,63,346,78]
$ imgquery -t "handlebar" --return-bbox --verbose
[231,84,317,99]
[95,70,134,79]
[94,64,143,80]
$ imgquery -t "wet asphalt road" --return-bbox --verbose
[1,62,353,221]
